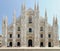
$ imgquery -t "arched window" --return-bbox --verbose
[18,27,20,31]
[48,34,51,38]
[29,17,32,23]
[40,27,43,31]
[17,34,20,38]
[48,42,51,47]
[29,28,32,32]
[17,42,20,47]
[10,34,12,38]
[40,34,43,38]
[9,42,12,47]
[28,39,33,47]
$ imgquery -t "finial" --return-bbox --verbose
[45,8,47,21]
[34,0,37,10]
[6,16,8,22]
[45,8,47,17]
[55,16,58,24]
[53,16,55,25]
[37,0,39,10]
[22,0,26,10]
[13,8,16,16]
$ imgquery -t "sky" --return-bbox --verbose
[0,0,60,39]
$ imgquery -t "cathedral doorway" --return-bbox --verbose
[48,42,51,47]
[40,42,44,47]
[9,42,12,47]
[28,39,33,47]
[17,42,20,47]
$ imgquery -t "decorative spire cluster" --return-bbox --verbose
[34,0,39,11]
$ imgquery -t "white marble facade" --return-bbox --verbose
[2,2,59,47]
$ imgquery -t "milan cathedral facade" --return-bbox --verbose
[2,2,59,47]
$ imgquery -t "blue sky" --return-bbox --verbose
[0,0,60,39]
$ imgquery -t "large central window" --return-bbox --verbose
[29,17,32,23]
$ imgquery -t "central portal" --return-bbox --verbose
[28,39,33,47]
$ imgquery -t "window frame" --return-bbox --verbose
[29,28,32,32]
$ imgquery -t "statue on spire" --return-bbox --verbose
[45,8,47,23]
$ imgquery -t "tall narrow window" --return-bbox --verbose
[28,39,33,47]
[48,34,51,38]
[29,28,32,32]
[17,42,20,47]
[48,42,51,47]
[10,34,12,38]
[40,27,43,31]
[17,34,20,38]
[9,42,12,47]
[18,27,20,31]
[40,34,43,38]
[29,17,32,23]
